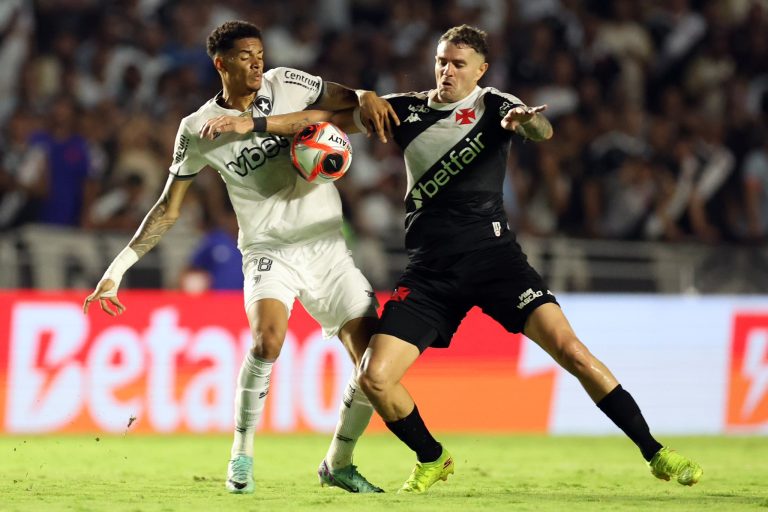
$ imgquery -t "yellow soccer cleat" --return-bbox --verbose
[397,447,455,494]
[649,447,703,486]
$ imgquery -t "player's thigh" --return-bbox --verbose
[300,236,378,340]
[360,333,421,390]
[242,248,301,355]
[338,316,378,366]
[475,241,558,334]
[378,260,471,352]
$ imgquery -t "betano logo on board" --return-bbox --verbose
[0,292,557,434]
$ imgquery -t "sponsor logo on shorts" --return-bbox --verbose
[517,288,543,310]
[390,286,411,302]
[493,221,501,237]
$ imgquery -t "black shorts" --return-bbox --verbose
[377,236,558,352]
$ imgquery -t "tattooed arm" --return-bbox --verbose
[311,82,364,111]
[501,104,553,141]
[513,112,553,141]
[312,82,399,141]
[128,176,192,257]
[200,109,362,140]
[83,175,195,316]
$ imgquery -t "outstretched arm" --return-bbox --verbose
[83,175,194,316]
[200,109,365,140]
[313,82,399,140]
[502,104,553,141]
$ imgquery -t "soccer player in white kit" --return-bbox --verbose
[83,20,399,494]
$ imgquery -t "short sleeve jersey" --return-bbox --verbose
[377,86,525,260]
[169,67,343,250]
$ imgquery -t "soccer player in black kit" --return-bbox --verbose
[202,24,702,495]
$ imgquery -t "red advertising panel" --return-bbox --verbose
[727,313,768,430]
[0,291,556,434]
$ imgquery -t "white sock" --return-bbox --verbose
[325,374,374,470]
[231,352,274,459]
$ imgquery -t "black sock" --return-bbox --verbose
[385,405,442,463]
[596,385,663,461]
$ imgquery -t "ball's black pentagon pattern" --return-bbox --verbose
[322,153,344,174]
[297,124,318,142]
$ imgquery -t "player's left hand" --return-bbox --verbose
[501,104,547,131]
[200,115,252,140]
[83,278,126,317]
[357,91,400,143]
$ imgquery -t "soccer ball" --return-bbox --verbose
[290,122,352,183]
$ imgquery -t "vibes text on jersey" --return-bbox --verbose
[410,132,485,208]
[225,135,290,177]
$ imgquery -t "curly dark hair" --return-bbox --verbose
[206,20,262,58]
[438,24,489,59]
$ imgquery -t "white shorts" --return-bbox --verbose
[242,235,378,338]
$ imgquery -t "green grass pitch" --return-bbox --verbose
[1,434,766,511]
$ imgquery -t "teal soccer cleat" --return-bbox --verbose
[318,459,384,493]
[226,455,255,494]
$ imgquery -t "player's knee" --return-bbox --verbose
[250,325,286,360]
[557,337,592,376]
[358,364,390,399]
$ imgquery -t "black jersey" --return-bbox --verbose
[382,86,525,261]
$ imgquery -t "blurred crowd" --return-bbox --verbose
[1,0,767,289]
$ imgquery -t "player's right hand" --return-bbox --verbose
[357,91,399,144]
[83,278,126,317]
[200,115,252,140]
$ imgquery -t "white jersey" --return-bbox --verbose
[169,67,343,251]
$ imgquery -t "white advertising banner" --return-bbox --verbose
[546,295,768,434]
[0,292,766,435]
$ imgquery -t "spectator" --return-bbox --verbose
[741,133,768,242]
[1,0,767,257]
[86,173,147,232]
[0,111,46,229]
[179,208,243,293]
[29,95,98,227]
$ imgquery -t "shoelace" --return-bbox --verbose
[404,463,431,489]
[230,458,251,481]
[663,454,688,473]
[343,465,376,488]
